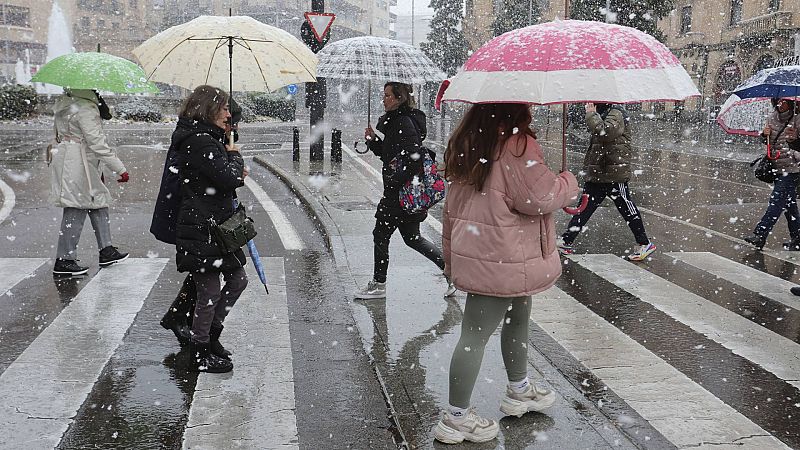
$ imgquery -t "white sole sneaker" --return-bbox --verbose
[99,253,129,267]
[354,292,386,300]
[433,420,498,444]
[499,391,556,417]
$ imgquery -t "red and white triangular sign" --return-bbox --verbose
[304,12,335,43]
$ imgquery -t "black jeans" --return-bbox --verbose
[191,268,248,343]
[373,216,444,283]
[562,181,650,246]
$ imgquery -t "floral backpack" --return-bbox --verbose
[391,147,446,213]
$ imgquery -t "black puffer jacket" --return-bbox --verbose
[367,105,427,221]
[171,118,246,273]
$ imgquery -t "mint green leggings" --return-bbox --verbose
[449,293,532,408]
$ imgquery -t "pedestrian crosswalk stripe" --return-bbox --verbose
[183,257,298,449]
[666,252,800,311]
[244,176,304,250]
[569,254,800,390]
[530,286,790,449]
[0,258,47,296]
[0,258,168,449]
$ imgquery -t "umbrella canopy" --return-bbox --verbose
[316,36,446,83]
[133,15,317,92]
[716,95,774,136]
[437,20,699,107]
[30,52,158,94]
[733,65,800,100]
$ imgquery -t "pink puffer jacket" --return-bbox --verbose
[442,134,579,297]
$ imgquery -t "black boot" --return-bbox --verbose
[161,275,196,347]
[785,236,800,251]
[210,324,232,360]
[188,340,233,373]
[743,233,766,250]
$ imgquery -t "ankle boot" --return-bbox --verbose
[209,324,232,360]
[188,340,233,373]
[161,275,197,346]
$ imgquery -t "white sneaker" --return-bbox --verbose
[355,280,386,299]
[500,383,556,417]
[628,242,656,261]
[433,407,499,444]
[444,275,456,297]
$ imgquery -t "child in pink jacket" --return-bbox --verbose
[434,103,579,444]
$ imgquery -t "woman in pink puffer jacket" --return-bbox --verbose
[433,103,579,445]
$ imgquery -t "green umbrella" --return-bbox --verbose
[31,52,159,94]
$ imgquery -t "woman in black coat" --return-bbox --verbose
[355,82,454,300]
[164,85,248,373]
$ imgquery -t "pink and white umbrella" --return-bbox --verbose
[436,20,699,214]
[716,94,773,137]
[436,20,699,107]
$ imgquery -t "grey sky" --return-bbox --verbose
[392,0,434,16]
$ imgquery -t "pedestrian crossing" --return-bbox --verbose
[1,251,800,448]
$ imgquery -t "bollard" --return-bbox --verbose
[292,126,300,162]
[331,128,342,163]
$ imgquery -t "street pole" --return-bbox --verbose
[411,0,415,46]
[303,0,328,162]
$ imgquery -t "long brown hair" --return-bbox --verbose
[179,85,229,124]
[443,103,535,191]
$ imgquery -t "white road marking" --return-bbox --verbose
[0,175,16,226]
[183,257,297,449]
[244,176,304,251]
[530,286,789,449]
[667,251,800,311]
[570,254,800,390]
[341,143,442,234]
[0,258,47,296]
[0,259,168,449]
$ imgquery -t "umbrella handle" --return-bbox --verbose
[767,137,781,160]
[563,194,589,215]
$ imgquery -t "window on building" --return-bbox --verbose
[0,4,31,27]
[129,0,137,8]
[680,6,692,34]
[769,0,780,12]
[112,22,120,30]
[97,18,105,28]
[730,0,743,25]
[81,16,91,29]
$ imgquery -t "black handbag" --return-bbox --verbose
[209,203,257,254]
[751,155,779,183]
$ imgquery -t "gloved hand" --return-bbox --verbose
[117,172,129,183]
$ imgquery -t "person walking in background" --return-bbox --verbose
[49,88,129,276]
[744,98,800,250]
[434,103,579,444]
[557,102,656,261]
[168,85,248,373]
[355,82,454,300]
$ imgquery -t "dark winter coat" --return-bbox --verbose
[366,105,427,221]
[582,106,634,183]
[169,118,247,273]
[762,109,800,174]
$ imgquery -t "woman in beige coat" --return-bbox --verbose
[434,103,579,444]
[49,89,129,276]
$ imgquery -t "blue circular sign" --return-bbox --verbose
[287,84,298,95]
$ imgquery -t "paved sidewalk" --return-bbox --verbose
[252,148,667,449]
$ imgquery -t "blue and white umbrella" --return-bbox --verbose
[734,65,800,99]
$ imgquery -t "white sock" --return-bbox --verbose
[448,405,468,421]
[510,377,530,394]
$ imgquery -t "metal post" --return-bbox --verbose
[292,126,300,161]
[411,0,415,46]
[305,0,326,162]
[331,128,342,162]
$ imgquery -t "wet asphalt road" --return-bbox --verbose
[0,115,799,449]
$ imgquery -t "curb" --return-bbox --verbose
[252,156,349,269]
[252,156,410,448]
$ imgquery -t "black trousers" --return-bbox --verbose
[373,216,445,283]
[562,181,649,246]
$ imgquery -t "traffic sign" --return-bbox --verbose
[304,12,335,43]
[287,84,298,95]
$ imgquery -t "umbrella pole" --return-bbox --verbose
[368,79,372,126]
[228,36,234,144]
[561,105,567,172]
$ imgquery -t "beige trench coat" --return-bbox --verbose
[48,90,126,209]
